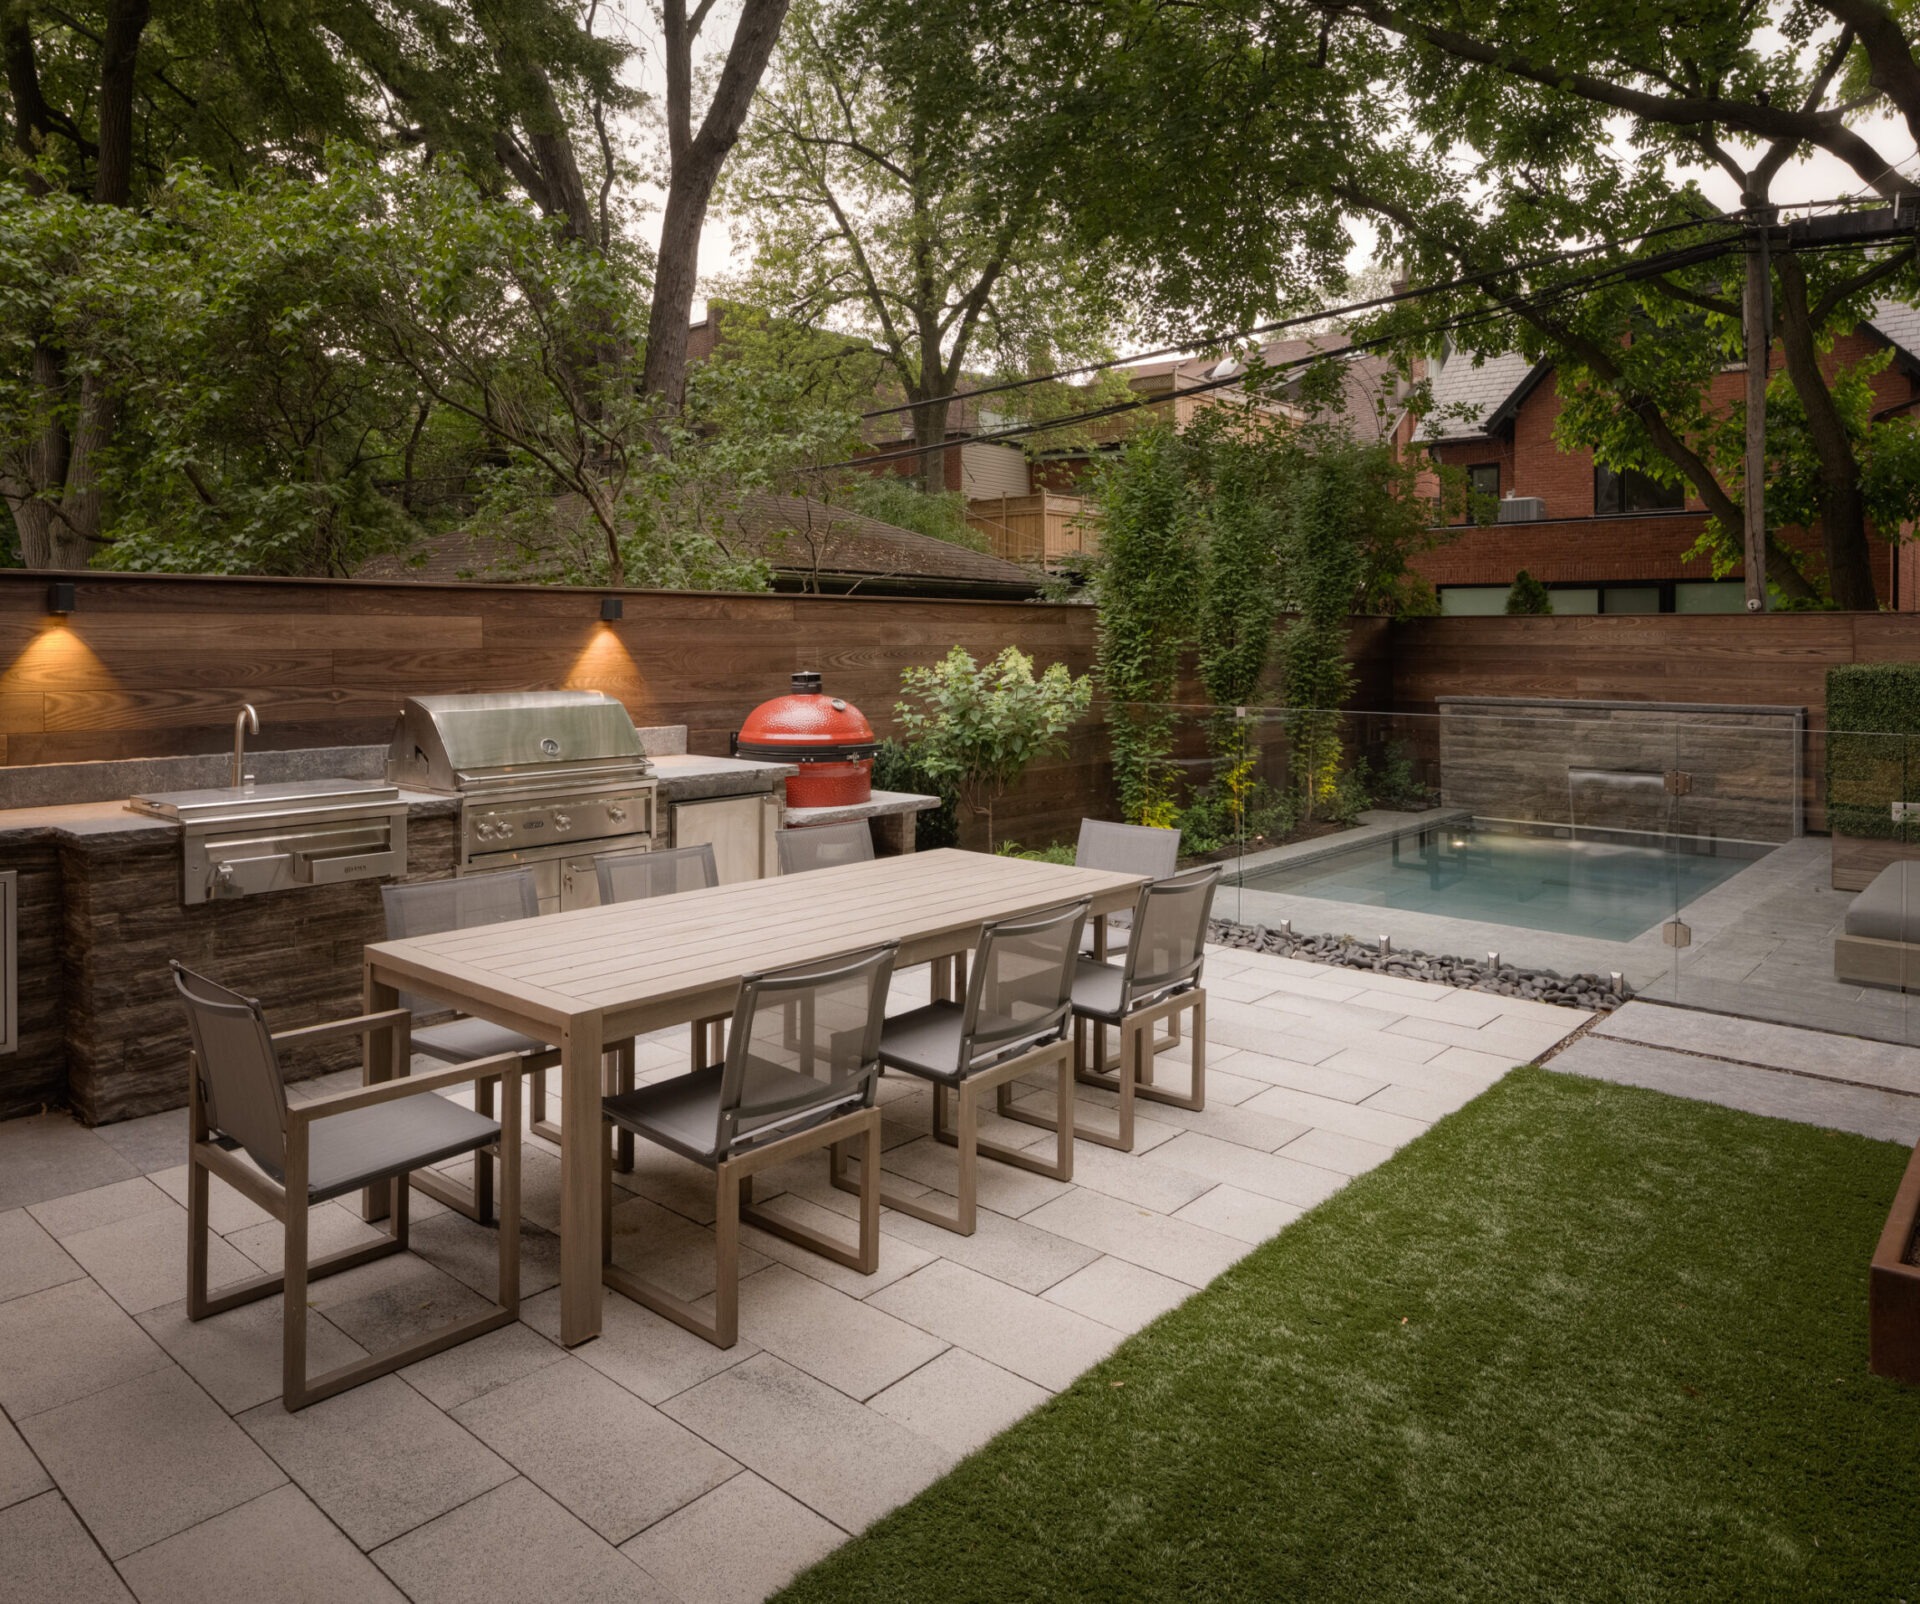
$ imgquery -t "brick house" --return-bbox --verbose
[1403,302,1920,613]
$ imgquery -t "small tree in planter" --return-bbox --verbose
[896,645,1093,849]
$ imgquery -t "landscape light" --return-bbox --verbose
[600,596,624,622]
[46,581,75,615]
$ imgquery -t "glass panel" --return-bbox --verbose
[1600,587,1661,615]
[1673,580,1746,614]
[1439,586,1510,616]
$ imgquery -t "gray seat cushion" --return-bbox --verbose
[1846,861,1920,944]
[877,1003,968,1084]
[413,1016,551,1065]
[603,1061,854,1165]
[269,1092,501,1204]
[1070,958,1127,1022]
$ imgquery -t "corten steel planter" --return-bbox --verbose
[1870,1138,1920,1384]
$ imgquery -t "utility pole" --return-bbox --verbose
[1741,200,1774,614]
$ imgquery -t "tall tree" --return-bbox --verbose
[0,0,628,567]
[723,0,1121,492]
[638,0,791,409]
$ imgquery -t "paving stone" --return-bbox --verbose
[240,1374,514,1550]
[1360,1082,1480,1123]
[0,1114,140,1213]
[1193,1050,1389,1103]
[1275,1126,1399,1177]
[876,1198,1099,1295]
[1171,1184,1306,1244]
[1040,1254,1195,1333]
[60,1205,258,1316]
[1320,1050,1500,1100]
[149,1164,273,1234]
[407,1209,561,1301]
[1039,1141,1213,1215]
[1384,1014,1579,1060]
[452,1358,738,1544]
[305,1254,499,1358]
[222,1201,389,1275]
[1236,1084,1429,1149]
[866,1348,1049,1457]
[116,1483,405,1604]
[23,1366,285,1559]
[26,1178,174,1242]
[868,1260,1118,1392]
[0,1207,84,1304]
[0,1412,51,1510]
[400,1321,567,1411]
[374,1477,672,1604]
[736,1191,937,1298]
[1020,1186,1247,1288]
[1149,1131,1349,1212]
[1598,999,1920,1095]
[605,1194,771,1304]
[1548,1036,1920,1144]
[879,1136,1072,1218]
[661,1354,951,1534]
[696,1263,946,1403]
[622,1470,846,1604]
[0,1492,134,1604]
[521,1288,757,1407]
[138,1296,368,1416]
[0,1278,172,1419]
[91,1109,189,1176]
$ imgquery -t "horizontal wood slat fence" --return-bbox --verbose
[9,574,1920,842]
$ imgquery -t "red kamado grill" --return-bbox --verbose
[734,672,879,809]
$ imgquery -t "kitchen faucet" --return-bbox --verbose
[232,704,259,788]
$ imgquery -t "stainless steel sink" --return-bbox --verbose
[127,778,401,825]
[126,779,408,903]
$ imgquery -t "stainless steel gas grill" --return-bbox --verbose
[386,692,657,911]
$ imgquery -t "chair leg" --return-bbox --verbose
[713,1163,741,1348]
[472,1076,496,1226]
[838,1083,978,1234]
[612,1041,635,1174]
[1136,992,1205,1112]
[186,1155,211,1321]
[497,1080,521,1318]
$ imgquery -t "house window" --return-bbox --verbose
[1594,465,1684,515]
[1467,463,1500,500]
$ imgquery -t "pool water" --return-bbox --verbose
[1231,827,1763,943]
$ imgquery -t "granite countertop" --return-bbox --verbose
[651,752,796,801]
[784,789,938,826]
[0,788,461,845]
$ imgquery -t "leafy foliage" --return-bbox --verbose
[1280,454,1363,822]
[1505,571,1553,615]
[869,737,960,849]
[1825,664,1920,842]
[894,645,1092,848]
[840,477,988,551]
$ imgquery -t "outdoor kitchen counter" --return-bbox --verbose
[0,789,461,844]
[649,751,796,801]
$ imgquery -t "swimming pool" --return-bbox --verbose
[1230,825,1764,943]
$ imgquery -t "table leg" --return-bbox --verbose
[559,1015,606,1346]
[362,969,399,1224]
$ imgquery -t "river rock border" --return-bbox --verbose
[1207,917,1628,1011]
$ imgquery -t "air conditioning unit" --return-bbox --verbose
[1496,495,1546,523]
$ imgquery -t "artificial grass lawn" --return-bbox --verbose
[777,1066,1920,1602]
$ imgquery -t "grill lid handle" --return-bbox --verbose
[790,671,823,694]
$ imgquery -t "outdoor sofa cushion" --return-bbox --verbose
[1845,860,1920,944]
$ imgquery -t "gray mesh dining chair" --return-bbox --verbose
[1002,864,1220,1154]
[600,943,897,1348]
[594,844,726,1156]
[173,962,522,1411]
[776,820,874,874]
[837,899,1089,1236]
[382,872,559,1220]
[596,843,718,903]
[1075,818,1181,956]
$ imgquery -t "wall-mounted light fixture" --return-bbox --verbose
[600,596,624,622]
[46,581,75,616]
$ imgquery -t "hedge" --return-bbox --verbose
[1825,663,1920,840]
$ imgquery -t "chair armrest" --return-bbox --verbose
[286,1052,524,1127]
[272,1008,412,1052]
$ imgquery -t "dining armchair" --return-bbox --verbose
[600,943,897,1348]
[381,872,560,1218]
[837,899,1088,1236]
[173,962,521,1411]
[1001,864,1220,1153]
[1074,819,1181,957]
[776,820,874,874]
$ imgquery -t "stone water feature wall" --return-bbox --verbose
[1436,697,1805,845]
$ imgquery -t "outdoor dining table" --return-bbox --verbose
[361,847,1151,1347]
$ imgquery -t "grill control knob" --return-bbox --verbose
[553,813,572,832]
[608,806,627,824]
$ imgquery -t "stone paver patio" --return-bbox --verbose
[0,946,1586,1604]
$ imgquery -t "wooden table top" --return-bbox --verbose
[364,849,1147,1027]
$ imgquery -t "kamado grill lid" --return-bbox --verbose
[735,672,879,764]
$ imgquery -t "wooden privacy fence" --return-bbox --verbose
[964,493,1100,566]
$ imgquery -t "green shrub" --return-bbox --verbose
[869,738,959,849]
[1825,663,1920,840]
[1504,570,1553,615]
[994,840,1077,864]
